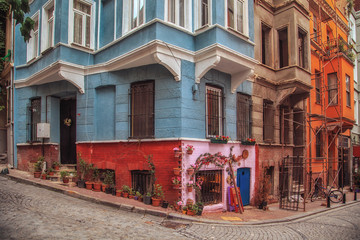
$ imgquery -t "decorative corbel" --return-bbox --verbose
[153,52,181,81]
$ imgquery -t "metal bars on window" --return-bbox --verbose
[237,93,252,141]
[280,106,290,144]
[196,170,222,205]
[27,98,41,142]
[206,86,224,137]
[131,170,152,195]
[129,80,154,139]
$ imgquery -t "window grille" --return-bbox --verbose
[315,70,321,104]
[196,170,222,205]
[263,100,274,142]
[27,98,41,142]
[129,80,154,139]
[279,106,290,144]
[237,93,252,140]
[206,86,224,137]
[327,73,338,105]
[131,170,152,195]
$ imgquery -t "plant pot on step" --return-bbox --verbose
[151,198,161,207]
[144,195,152,205]
[41,174,47,180]
[105,187,112,194]
[102,184,109,192]
[93,182,102,192]
[62,177,69,184]
[173,168,181,175]
[34,172,41,178]
[161,201,169,208]
[85,181,93,190]
[77,180,86,188]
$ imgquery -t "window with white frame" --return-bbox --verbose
[165,0,191,30]
[195,0,211,29]
[206,85,223,137]
[227,0,246,34]
[123,0,145,34]
[27,13,39,62]
[346,74,351,107]
[73,0,92,47]
[41,1,54,51]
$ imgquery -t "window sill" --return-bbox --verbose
[41,46,54,55]
[70,42,94,52]
[227,27,249,40]
[26,56,39,65]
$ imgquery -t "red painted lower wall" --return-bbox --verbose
[77,140,182,203]
[17,144,60,171]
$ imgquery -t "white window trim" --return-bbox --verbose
[68,0,96,49]
[195,0,212,30]
[164,0,192,31]
[41,0,55,52]
[122,0,146,35]
[205,85,223,138]
[225,0,248,36]
[27,11,40,62]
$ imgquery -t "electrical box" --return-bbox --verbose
[37,123,50,138]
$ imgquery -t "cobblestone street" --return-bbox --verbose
[1,176,359,240]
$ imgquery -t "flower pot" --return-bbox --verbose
[173,168,181,175]
[54,166,60,171]
[151,198,161,207]
[85,182,93,190]
[144,196,152,205]
[173,184,181,190]
[122,192,129,198]
[77,180,86,188]
[187,168,194,175]
[174,151,182,158]
[161,201,169,208]
[196,206,203,216]
[210,139,228,144]
[41,174,47,180]
[34,172,41,178]
[93,182,102,192]
[48,172,54,176]
[187,210,196,216]
[187,185,193,192]
[63,177,69,184]
[241,141,256,145]
[105,187,112,194]
[116,191,122,197]
[129,194,134,199]
[186,150,193,155]
[102,184,109,192]
[134,196,138,200]
[112,188,116,195]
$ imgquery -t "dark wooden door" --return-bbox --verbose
[60,99,76,164]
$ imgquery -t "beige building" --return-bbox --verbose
[253,0,311,201]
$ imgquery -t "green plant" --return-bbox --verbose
[78,153,92,180]
[122,185,130,193]
[152,184,164,199]
[52,161,60,167]
[129,188,135,196]
[135,191,142,198]
[146,192,152,197]
[103,170,115,186]
[92,167,100,182]
[60,171,69,178]
[34,156,45,172]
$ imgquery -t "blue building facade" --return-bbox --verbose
[14,0,257,209]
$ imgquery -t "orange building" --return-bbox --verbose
[308,0,355,189]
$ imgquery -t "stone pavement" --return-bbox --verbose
[1,166,359,225]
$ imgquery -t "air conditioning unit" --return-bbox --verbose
[37,123,50,138]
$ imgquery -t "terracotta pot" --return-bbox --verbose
[102,184,109,192]
[85,182,93,190]
[123,192,129,198]
[186,150,193,155]
[93,182,102,192]
[187,168,194,175]
[151,198,161,207]
[48,172,54,176]
[173,168,181,175]
[173,184,181,190]
[187,185,193,192]
[187,210,196,216]
[116,191,122,197]
[41,174,47,180]
[34,172,41,178]
[54,166,60,171]
[129,195,134,199]
[63,177,69,183]
[174,151,182,158]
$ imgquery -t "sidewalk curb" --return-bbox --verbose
[2,173,359,226]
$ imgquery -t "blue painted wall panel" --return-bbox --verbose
[95,86,115,140]
[212,0,225,26]
[100,0,115,47]
[116,0,123,39]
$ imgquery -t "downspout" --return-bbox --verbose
[8,11,15,168]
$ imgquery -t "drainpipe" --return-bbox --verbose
[8,12,15,168]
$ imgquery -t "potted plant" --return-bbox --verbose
[185,145,194,154]
[186,204,197,216]
[103,170,115,193]
[241,137,256,145]
[174,200,182,211]
[47,168,55,176]
[210,135,230,144]
[92,167,102,192]
[122,185,130,198]
[187,181,194,192]
[33,156,44,178]
[144,192,152,205]
[116,189,122,197]
[195,202,204,216]
[60,171,70,183]
[41,172,47,180]
[152,184,164,207]
[187,165,195,175]
[78,155,92,188]
[128,188,135,199]
[173,167,181,175]
[182,205,188,214]
[52,161,61,171]
[173,147,182,158]
[135,191,142,201]
[171,176,182,189]
[161,200,169,208]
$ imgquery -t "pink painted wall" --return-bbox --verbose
[179,140,256,212]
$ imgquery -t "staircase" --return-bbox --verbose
[49,164,77,187]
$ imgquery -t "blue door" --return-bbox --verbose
[237,168,250,206]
